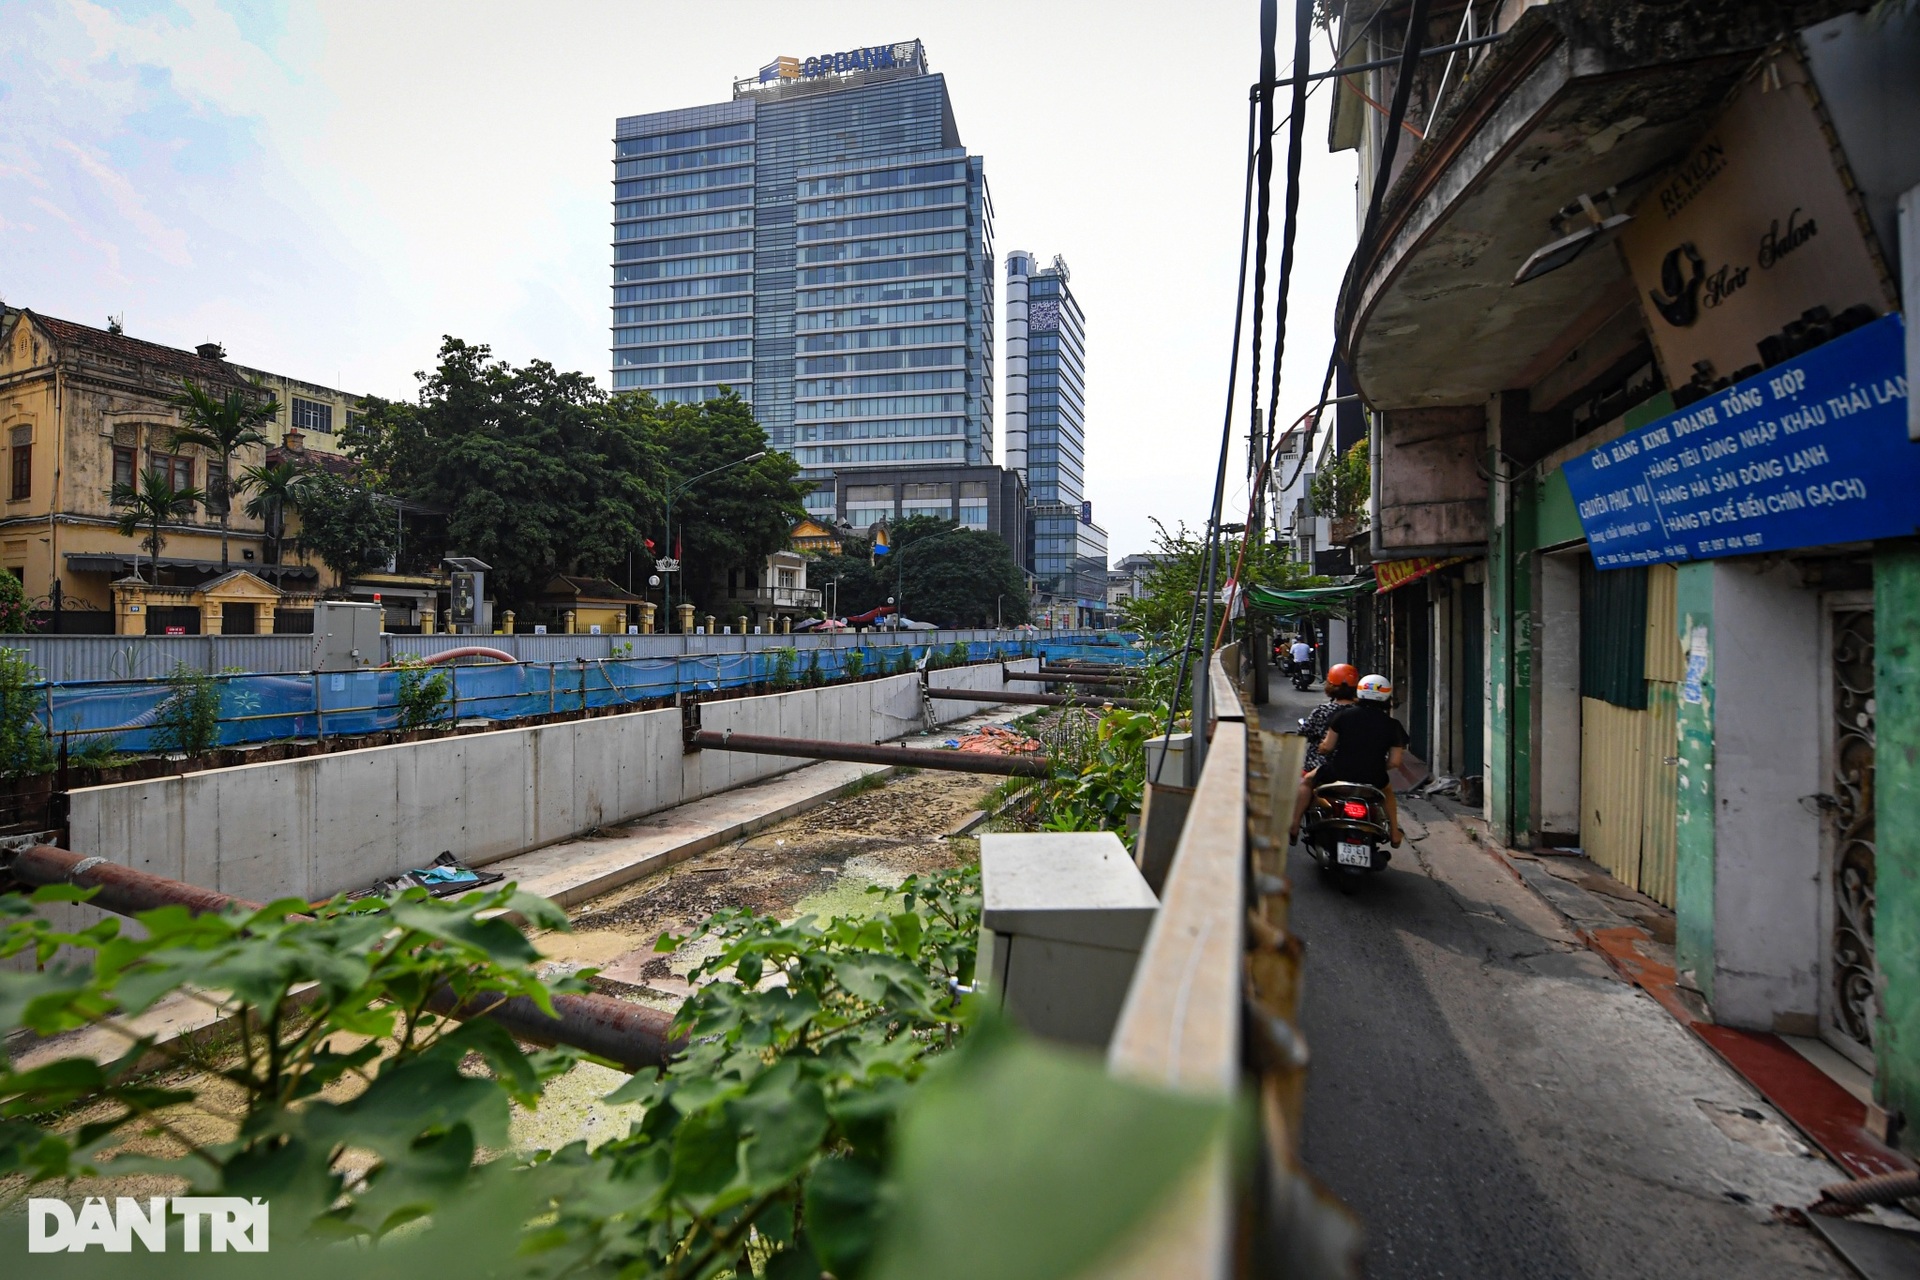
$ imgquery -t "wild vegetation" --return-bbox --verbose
[0,861,1223,1278]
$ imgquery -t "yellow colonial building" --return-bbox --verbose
[0,309,367,633]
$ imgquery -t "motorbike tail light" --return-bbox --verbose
[1341,800,1369,819]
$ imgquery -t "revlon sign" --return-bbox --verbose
[1619,52,1896,385]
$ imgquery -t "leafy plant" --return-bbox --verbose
[890,647,914,676]
[1309,436,1371,538]
[154,661,221,755]
[0,569,36,634]
[240,457,307,565]
[0,881,581,1244]
[111,468,203,584]
[0,647,51,777]
[171,377,278,570]
[583,865,983,1277]
[802,648,824,687]
[844,647,867,679]
[393,655,451,729]
[771,645,798,689]
[294,469,396,583]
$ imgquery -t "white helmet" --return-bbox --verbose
[1357,673,1393,703]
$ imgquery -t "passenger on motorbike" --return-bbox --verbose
[1299,663,1360,773]
[1289,673,1408,848]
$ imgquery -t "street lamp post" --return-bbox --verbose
[663,451,766,629]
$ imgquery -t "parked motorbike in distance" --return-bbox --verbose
[1300,781,1393,889]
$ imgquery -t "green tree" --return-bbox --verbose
[344,338,668,607]
[111,467,203,584]
[1309,436,1370,537]
[240,458,306,564]
[895,527,1032,627]
[1120,518,1328,641]
[655,391,808,612]
[171,378,278,570]
[294,470,396,586]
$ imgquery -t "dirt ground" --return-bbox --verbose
[532,768,996,1000]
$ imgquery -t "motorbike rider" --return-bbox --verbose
[1288,635,1314,675]
[1289,673,1408,848]
[1299,663,1360,772]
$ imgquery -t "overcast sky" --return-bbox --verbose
[0,0,1358,558]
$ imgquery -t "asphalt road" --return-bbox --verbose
[1261,686,1846,1280]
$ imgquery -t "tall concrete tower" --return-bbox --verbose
[1003,250,1030,480]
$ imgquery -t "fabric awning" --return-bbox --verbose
[1373,556,1469,594]
[1244,579,1373,614]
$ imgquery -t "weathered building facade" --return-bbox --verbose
[0,310,365,632]
[1331,0,1919,1151]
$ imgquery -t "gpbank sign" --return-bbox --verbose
[759,41,916,83]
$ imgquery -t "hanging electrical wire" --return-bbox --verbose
[1149,91,1263,785]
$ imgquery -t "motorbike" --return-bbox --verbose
[1300,780,1393,888]
[1289,662,1316,692]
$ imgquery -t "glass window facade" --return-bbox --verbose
[1006,254,1104,623]
[613,46,994,494]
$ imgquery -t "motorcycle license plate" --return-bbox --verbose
[1336,842,1372,867]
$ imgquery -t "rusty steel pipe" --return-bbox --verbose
[1007,670,1144,686]
[689,729,1051,777]
[1038,665,1146,681]
[9,845,258,917]
[423,988,681,1073]
[925,687,1151,711]
[4,845,681,1071]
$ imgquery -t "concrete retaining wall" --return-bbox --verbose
[58,660,1031,912]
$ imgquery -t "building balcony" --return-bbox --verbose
[727,585,822,612]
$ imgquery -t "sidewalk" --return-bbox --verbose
[1430,798,1916,1190]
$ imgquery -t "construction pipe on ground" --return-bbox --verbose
[924,686,1151,711]
[686,729,1051,777]
[2,844,681,1072]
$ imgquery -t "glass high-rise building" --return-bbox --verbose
[1005,251,1106,625]
[611,40,995,516]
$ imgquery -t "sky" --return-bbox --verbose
[0,0,1359,559]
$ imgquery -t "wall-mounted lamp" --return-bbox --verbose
[1513,189,1632,286]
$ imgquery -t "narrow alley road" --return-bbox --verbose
[1261,686,1847,1280]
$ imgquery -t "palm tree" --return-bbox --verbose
[112,469,204,584]
[239,459,306,565]
[171,378,278,570]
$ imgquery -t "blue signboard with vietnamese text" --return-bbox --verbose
[1564,313,1915,569]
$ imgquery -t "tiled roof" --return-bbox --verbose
[25,311,244,388]
[265,444,359,476]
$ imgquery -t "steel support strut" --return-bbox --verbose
[2,845,681,1072]
[924,687,1150,711]
[686,729,1050,777]
[1005,670,1143,686]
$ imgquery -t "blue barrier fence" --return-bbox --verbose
[35,637,1146,755]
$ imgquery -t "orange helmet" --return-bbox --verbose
[1325,663,1359,693]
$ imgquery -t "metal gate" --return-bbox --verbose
[1822,600,1878,1071]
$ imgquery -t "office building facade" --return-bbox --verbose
[610,40,996,517]
[829,462,1027,568]
[1004,251,1106,625]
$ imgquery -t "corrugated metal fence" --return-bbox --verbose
[1578,566,1680,907]
[18,633,1144,756]
[2,628,1126,682]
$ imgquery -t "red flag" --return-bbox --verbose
[674,534,682,560]
[645,537,655,552]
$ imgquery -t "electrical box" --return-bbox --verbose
[311,600,383,673]
[1145,731,1194,788]
[978,832,1159,1050]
